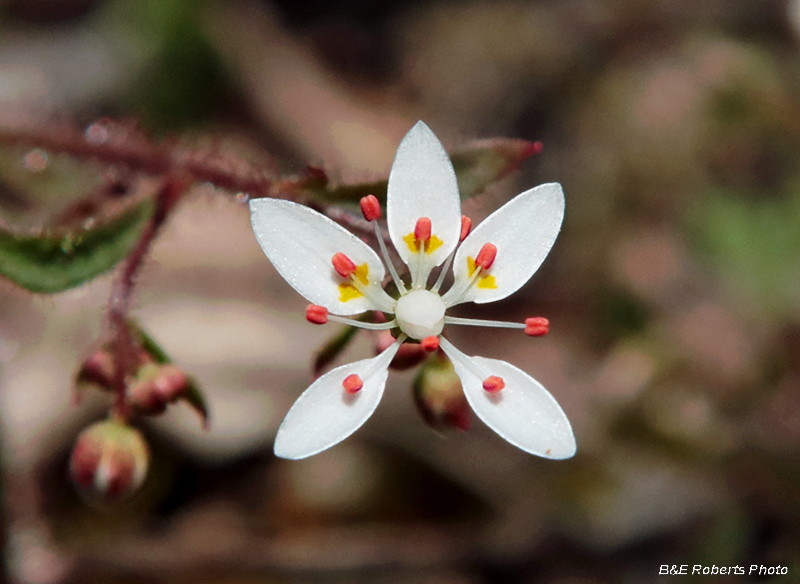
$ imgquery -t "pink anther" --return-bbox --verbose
[360,195,381,221]
[475,243,497,270]
[343,374,363,394]
[332,252,357,278]
[414,217,432,241]
[460,215,472,242]
[421,336,440,352]
[306,304,329,324]
[525,317,549,337]
[482,375,505,394]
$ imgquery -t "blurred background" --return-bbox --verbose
[1,0,800,582]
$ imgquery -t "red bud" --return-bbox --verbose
[69,419,150,505]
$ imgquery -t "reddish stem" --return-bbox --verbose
[0,121,274,199]
[108,177,187,421]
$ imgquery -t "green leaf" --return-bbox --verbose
[0,200,153,293]
[309,138,542,203]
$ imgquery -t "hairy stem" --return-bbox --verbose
[108,177,187,420]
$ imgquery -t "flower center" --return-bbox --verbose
[394,289,445,340]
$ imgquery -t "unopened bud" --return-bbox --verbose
[76,348,115,389]
[69,419,150,504]
[413,356,471,431]
[128,363,190,415]
[376,331,427,370]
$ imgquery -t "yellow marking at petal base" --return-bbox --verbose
[477,275,497,289]
[403,233,419,253]
[338,283,363,302]
[404,233,444,255]
[354,263,369,285]
[425,235,443,255]
[467,256,477,277]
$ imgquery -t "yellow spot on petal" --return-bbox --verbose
[477,275,497,289]
[403,233,419,253]
[338,283,363,302]
[425,235,443,255]
[354,263,369,285]
[467,256,477,277]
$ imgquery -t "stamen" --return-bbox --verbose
[332,252,357,278]
[306,304,328,324]
[460,215,472,242]
[482,375,505,393]
[327,314,397,330]
[525,317,549,336]
[475,243,497,270]
[414,217,432,242]
[343,374,363,394]
[373,221,407,294]
[360,195,381,222]
[421,336,440,352]
[433,216,472,293]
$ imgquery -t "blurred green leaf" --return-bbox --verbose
[688,189,800,317]
[101,0,230,132]
[0,200,152,293]
[311,138,542,203]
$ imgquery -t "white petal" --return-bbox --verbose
[440,337,575,459]
[274,341,402,460]
[250,198,395,315]
[444,183,564,306]
[387,121,462,270]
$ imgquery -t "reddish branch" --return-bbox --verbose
[0,119,275,198]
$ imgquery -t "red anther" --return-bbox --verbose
[306,304,329,324]
[343,374,363,394]
[360,195,382,221]
[475,243,497,270]
[525,317,549,336]
[421,336,440,352]
[414,217,432,241]
[460,215,472,242]
[332,252,357,278]
[523,140,544,156]
[483,375,505,394]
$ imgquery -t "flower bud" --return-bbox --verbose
[69,419,150,504]
[412,356,471,431]
[76,348,115,389]
[376,330,428,370]
[128,363,190,415]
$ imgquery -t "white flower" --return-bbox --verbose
[250,121,576,460]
